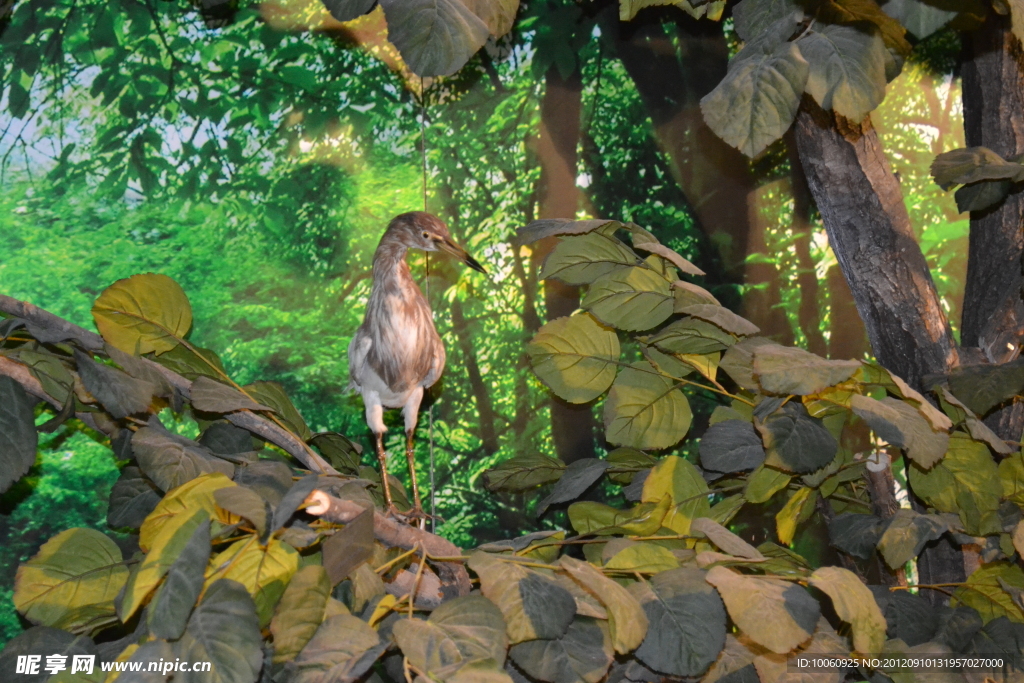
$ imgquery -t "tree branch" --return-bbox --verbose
[0,295,336,474]
[304,490,471,600]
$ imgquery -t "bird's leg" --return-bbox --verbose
[404,429,425,529]
[374,431,397,516]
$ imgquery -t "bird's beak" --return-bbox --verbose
[438,237,487,274]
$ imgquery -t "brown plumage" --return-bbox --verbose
[349,212,485,520]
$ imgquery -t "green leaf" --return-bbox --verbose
[851,395,949,469]
[753,345,860,395]
[677,305,759,337]
[732,0,803,41]
[880,0,958,38]
[567,499,670,536]
[320,0,375,22]
[150,343,225,381]
[204,536,299,627]
[147,516,211,640]
[945,356,1024,415]
[515,219,627,246]
[797,23,888,121]
[876,509,947,569]
[0,375,38,495]
[139,472,234,551]
[955,179,1014,213]
[91,272,192,355]
[378,0,490,77]
[482,453,566,492]
[271,565,335,665]
[672,280,721,309]
[538,458,610,514]
[606,447,657,484]
[701,40,808,157]
[908,433,1001,536]
[809,566,886,654]
[757,402,838,474]
[321,506,374,584]
[0,627,101,681]
[133,426,234,492]
[120,508,210,621]
[953,562,1024,623]
[199,422,257,456]
[720,336,775,391]
[107,466,162,529]
[641,455,710,533]
[527,313,620,404]
[628,568,727,676]
[648,317,736,355]
[14,528,127,633]
[604,362,691,450]
[243,381,311,441]
[394,594,508,676]
[559,556,649,654]
[468,551,576,643]
[175,579,264,683]
[214,485,270,536]
[10,347,74,404]
[509,617,613,683]
[691,517,764,559]
[605,542,680,573]
[700,419,766,473]
[583,267,674,331]
[744,465,792,503]
[828,513,887,560]
[540,232,639,286]
[235,460,294,507]
[74,350,155,419]
[930,146,1024,190]
[309,432,362,474]
[999,451,1024,506]
[775,486,816,546]
[705,565,819,654]
[190,376,273,414]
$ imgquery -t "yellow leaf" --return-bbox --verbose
[92,273,192,355]
[205,536,299,627]
[368,593,397,627]
[140,473,235,552]
[775,487,815,546]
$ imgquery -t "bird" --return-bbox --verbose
[348,211,486,522]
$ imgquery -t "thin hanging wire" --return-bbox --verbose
[419,77,437,532]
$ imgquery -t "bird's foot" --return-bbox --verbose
[386,505,441,530]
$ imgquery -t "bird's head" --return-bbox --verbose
[385,212,486,274]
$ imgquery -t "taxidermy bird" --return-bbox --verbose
[349,211,486,521]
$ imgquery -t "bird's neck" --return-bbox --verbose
[370,240,419,298]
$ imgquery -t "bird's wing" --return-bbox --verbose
[422,331,446,389]
[347,327,372,391]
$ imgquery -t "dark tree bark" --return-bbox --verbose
[961,15,1024,442]
[610,14,792,341]
[533,64,597,465]
[793,103,960,390]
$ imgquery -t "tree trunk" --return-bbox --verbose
[610,15,791,341]
[793,103,959,389]
[793,102,962,604]
[961,14,1024,442]
[534,64,597,465]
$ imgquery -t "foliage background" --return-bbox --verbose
[0,0,967,647]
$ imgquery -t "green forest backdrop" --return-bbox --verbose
[0,0,967,647]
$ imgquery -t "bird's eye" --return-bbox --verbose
[421,231,430,239]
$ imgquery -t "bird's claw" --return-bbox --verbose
[383,504,440,529]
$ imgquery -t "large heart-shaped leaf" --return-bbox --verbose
[271,565,335,665]
[540,232,639,286]
[797,23,887,121]
[701,40,808,157]
[175,579,263,683]
[509,617,613,683]
[583,267,674,331]
[204,536,299,627]
[527,313,619,404]
[289,614,384,683]
[378,0,490,77]
[133,426,234,492]
[15,528,128,633]
[92,272,192,355]
[908,433,1001,536]
[705,566,818,654]
[604,362,691,450]
[0,375,38,495]
[628,568,726,677]
[809,566,886,654]
[559,556,648,654]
